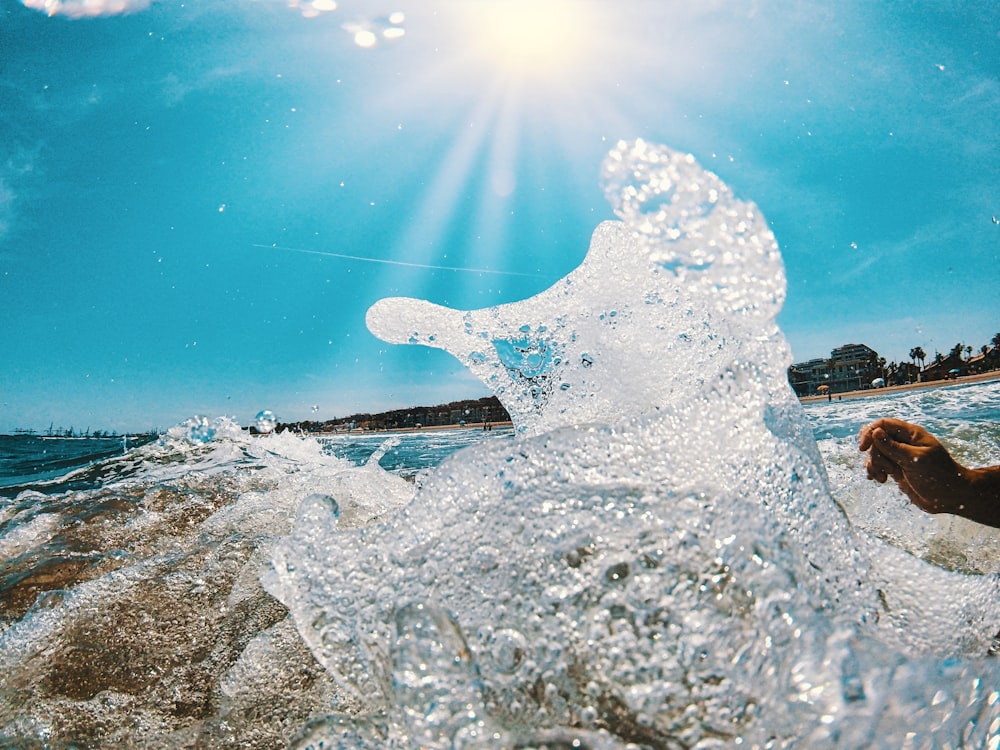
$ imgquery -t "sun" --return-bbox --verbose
[454,0,596,84]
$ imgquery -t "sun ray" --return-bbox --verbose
[380,88,507,292]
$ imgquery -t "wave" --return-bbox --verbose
[0,435,157,495]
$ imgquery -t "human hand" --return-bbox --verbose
[858,418,966,515]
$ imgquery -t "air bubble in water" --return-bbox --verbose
[489,628,528,674]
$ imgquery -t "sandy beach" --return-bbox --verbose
[798,369,1000,403]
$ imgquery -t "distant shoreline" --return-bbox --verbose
[798,369,1000,403]
[312,421,515,436]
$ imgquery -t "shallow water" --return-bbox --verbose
[1,141,998,749]
[318,425,514,478]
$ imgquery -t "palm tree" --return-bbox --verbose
[965,345,972,360]
[992,332,1000,350]
[949,342,965,359]
[910,346,926,369]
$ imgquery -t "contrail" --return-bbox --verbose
[252,244,544,278]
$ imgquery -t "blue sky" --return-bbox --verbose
[1,0,998,433]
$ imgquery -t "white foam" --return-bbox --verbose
[0,511,61,561]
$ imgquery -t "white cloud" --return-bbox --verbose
[19,0,344,20]
[20,0,154,19]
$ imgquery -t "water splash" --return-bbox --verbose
[3,135,941,745]
[169,414,233,444]
[266,140,1000,746]
[368,140,788,438]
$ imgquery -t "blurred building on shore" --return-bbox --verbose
[789,341,1000,397]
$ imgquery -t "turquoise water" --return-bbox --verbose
[0,435,158,496]
[318,425,514,477]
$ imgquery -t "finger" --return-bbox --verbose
[870,427,924,466]
[864,447,883,482]
[871,419,935,449]
[859,423,875,451]
[859,418,911,450]
[866,458,887,483]
[866,448,897,483]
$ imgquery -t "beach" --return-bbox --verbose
[798,369,1000,403]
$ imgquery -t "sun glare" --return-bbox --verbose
[459,0,595,82]
[371,0,632,297]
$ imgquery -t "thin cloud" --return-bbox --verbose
[0,177,13,241]
[0,150,37,243]
[161,67,244,108]
[253,244,544,278]
[830,219,963,285]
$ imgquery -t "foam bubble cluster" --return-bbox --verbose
[167,415,244,444]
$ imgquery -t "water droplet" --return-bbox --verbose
[254,409,277,433]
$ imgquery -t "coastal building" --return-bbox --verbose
[827,343,881,392]
[787,358,830,396]
[968,347,1000,374]
[887,361,921,386]
[790,342,999,396]
[921,352,967,382]
[788,343,882,396]
[918,346,999,381]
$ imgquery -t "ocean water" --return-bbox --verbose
[2,141,998,749]
[0,435,157,496]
